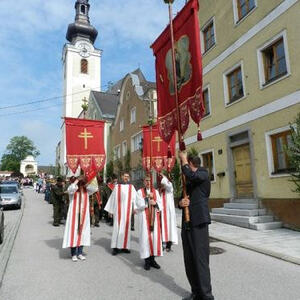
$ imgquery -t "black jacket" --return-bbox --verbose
[181,164,211,227]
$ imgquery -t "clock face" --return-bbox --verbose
[77,42,90,58]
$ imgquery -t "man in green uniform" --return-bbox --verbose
[51,177,65,226]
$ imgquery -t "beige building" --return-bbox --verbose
[110,69,156,186]
[183,0,300,229]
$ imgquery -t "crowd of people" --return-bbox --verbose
[31,151,214,300]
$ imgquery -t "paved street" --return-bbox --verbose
[0,189,300,300]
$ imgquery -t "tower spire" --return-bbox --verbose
[66,0,98,44]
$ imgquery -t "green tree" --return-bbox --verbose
[124,150,131,173]
[1,136,40,172]
[287,113,300,195]
[188,146,199,157]
[106,160,114,179]
[170,158,182,202]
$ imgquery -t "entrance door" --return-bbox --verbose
[232,144,253,197]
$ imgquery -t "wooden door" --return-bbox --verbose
[232,144,253,197]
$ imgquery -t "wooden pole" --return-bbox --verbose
[149,119,155,231]
[166,0,191,228]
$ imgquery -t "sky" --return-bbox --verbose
[0,0,185,166]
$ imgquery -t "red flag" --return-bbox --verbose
[151,0,204,143]
[65,117,106,173]
[142,124,176,173]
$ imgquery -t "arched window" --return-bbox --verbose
[81,5,86,14]
[81,59,88,74]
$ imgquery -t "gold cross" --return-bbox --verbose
[152,136,163,152]
[78,128,94,150]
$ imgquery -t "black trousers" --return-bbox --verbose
[181,223,214,300]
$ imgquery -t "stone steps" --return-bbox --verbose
[212,207,266,216]
[211,199,282,231]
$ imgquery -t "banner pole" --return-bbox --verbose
[149,119,155,231]
[167,0,191,228]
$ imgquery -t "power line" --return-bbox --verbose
[0,83,114,110]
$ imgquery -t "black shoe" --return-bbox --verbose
[150,259,161,269]
[122,249,131,254]
[112,248,119,256]
[131,226,135,231]
[182,294,196,300]
[95,223,100,227]
[53,223,59,227]
[144,261,151,271]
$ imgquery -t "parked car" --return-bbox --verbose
[0,208,4,244]
[0,184,22,209]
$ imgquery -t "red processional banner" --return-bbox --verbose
[65,117,106,174]
[150,0,204,143]
[142,124,176,173]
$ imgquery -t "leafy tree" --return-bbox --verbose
[170,158,182,202]
[1,136,40,172]
[115,158,123,175]
[106,160,114,180]
[286,113,300,195]
[188,146,199,157]
[124,150,131,173]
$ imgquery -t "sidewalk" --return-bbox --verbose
[176,209,300,265]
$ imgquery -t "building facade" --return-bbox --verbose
[184,0,300,228]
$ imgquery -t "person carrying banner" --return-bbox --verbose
[137,176,163,271]
[62,176,98,261]
[104,172,144,255]
[158,173,178,252]
[179,151,214,300]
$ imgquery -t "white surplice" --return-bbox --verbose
[160,176,178,245]
[62,183,98,248]
[137,188,163,259]
[105,184,144,249]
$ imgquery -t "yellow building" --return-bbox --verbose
[184,0,300,229]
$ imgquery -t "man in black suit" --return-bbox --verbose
[179,151,214,300]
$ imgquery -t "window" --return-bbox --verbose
[113,145,121,160]
[202,87,210,117]
[122,141,127,157]
[131,132,142,152]
[202,20,215,53]
[81,5,86,14]
[262,38,287,84]
[130,107,136,124]
[120,119,124,132]
[271,130,292,174]
[201,151,215,181]
[81,59,88,74]
[226,66,244,104]
[237,0,255,21]
[257,31,290,88]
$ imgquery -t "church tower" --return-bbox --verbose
[63,0,101,118]
[60,0,101,175]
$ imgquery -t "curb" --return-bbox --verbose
[209,233,300,266]
[175,210,300,266]
[0,194,25,287]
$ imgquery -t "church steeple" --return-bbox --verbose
[66,0,98,45]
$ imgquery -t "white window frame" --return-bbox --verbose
[202,84,212,119]
[200,16,216,55]
[130,107,136,124]
[232,0,257,25]
[257,30,290,90]
[131,131,142,153]
[122,140,127,157]
[120,118,124,132]
[265,125,294,178]
[199,149,216,183]
[113,144,121,161]
[223,61,246,107]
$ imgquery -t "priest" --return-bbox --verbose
[137,176,163,270]
[159,174,178,252]
[104,171,144,255]
[62,176,98,261]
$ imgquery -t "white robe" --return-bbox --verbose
[137,188,163,259]
[105,184,144,249]
[62,183,97,248]
[160,176,178,245]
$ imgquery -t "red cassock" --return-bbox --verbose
[65,117,106,174]
[151,0,204,143]
[142,124,176,173]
